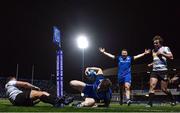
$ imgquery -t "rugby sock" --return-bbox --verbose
[148,93,154,105]
[119,87,123,104]
[166,91,175,102]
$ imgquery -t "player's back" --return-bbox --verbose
[93,75,112,101]
[5,80,23,102]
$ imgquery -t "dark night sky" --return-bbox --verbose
[0,1,180,89]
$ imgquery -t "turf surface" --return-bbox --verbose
[0,99,179,112]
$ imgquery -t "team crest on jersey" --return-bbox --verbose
[127,57,130,60]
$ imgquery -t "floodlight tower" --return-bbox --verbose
[77,35,88,81]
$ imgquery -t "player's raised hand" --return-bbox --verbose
[99,48,105,53]
[144,49,151,55]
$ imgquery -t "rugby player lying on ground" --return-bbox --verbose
[70,67,112,107]
[5,76,73,107]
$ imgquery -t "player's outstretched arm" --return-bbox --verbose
[16,81,40,90]
[99,48,115,59]
[133,49,151,60]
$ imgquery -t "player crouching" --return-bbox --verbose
[5,76,74,107]
[70,67,112,107]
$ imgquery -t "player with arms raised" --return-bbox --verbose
[99,48,150,105]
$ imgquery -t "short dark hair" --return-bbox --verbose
[99,78,112,91]
[153,35,164,45]
[122,49,127,52]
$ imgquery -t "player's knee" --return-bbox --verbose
[125,86,130,90]
[70,80,85,87]
[84,98,95,107]
[124,84,130,90]
[69,80,75,86]
[30,90,45,99]
[69,80,77,86]
[89,100,95,107]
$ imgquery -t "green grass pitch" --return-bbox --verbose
[0,99,179,112]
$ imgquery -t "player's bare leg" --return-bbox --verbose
[30,90,73,107]
[27,90,41,105]
[30,90,50,99]
[70,80,86,92]
[30,90,60,106]
[81,98,96,107]
[147,77,158,107]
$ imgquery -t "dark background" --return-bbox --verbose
[0,0,180,92]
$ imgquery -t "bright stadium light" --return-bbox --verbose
[76,34,89,81]
[77,35,88,49]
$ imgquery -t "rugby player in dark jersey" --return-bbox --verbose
[70,67,112,107]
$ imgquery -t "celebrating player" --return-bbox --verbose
[70,67,112,107]
[147,35,176,107]
[5,76,73,107]
[99,48,150,105]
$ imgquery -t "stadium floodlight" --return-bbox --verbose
[77,35,88,49]
[76,35,89,81]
